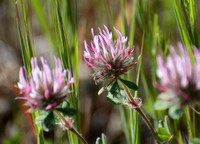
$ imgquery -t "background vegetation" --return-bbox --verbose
[0,0,200,143]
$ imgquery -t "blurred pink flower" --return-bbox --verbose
[16,57,74,111]
[156,43,200,106]
[83,25,135,84]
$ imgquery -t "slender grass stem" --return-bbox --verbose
[55,110,87,144]
[184,107,194,138]
[119,106,131,144]
[121,83,160,144]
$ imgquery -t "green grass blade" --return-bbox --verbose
[29,0,56,49]
[141,69,157,120]
[55,0,70,69]
[151,14,158,92]
[129,0,137,48]
[185,107,195,138]
[178,131,184,144]
[120,0,128,36]
[192,107,196,137]
[55,1,79,143]
[74,1,81,143]
[189,0,199,47]
[21,0,34,59]
[75,0,79,98]
[32,111,44,144]
[137,0,144,29]
[173,0,189,45]
[190,0,195,25]
[17,21,29,72]
[127,2,138,142]
[173,0,195,64]
[101,133,107,144]
[120,106,131,144]
[16,4,29,73]
[17,3,44,142]
[62,0,74,31]
[133,31,145,144]
[67,131,75,144]
[103,0,114,28]
[180,0,194,45]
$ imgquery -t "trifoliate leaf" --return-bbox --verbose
[168,106,184,119]
[119,78,138,90]
[43,111,56,131]
[156,127,170,142]
[154,100,172,110]
[191,138,200,144]
[158,92,177,100]
[109,81,120,97]
[105,81,122,105]
[107,92,122,105]
[55,107,77,116]
[35,111,58,132]
[35,111,49,126]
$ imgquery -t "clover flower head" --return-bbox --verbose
[156,42,200,106]
[83,25,135,84]
[16,57,74,111]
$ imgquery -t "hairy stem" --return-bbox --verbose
[55,110,88,144]
[122,83,160,144]
[136,108,160,144]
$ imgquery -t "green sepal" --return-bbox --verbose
[98,86,107,95]
[98,80,115,95]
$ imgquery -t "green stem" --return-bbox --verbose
[55,110,88,144]
[136,108,160,144]
[121,82,137,105]
[167,135,174,144]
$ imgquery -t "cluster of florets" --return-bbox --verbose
[83,25,135,84]
[156,43,200,106]
[16,57,74,111]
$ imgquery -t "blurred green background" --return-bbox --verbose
[0,0,200,144]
